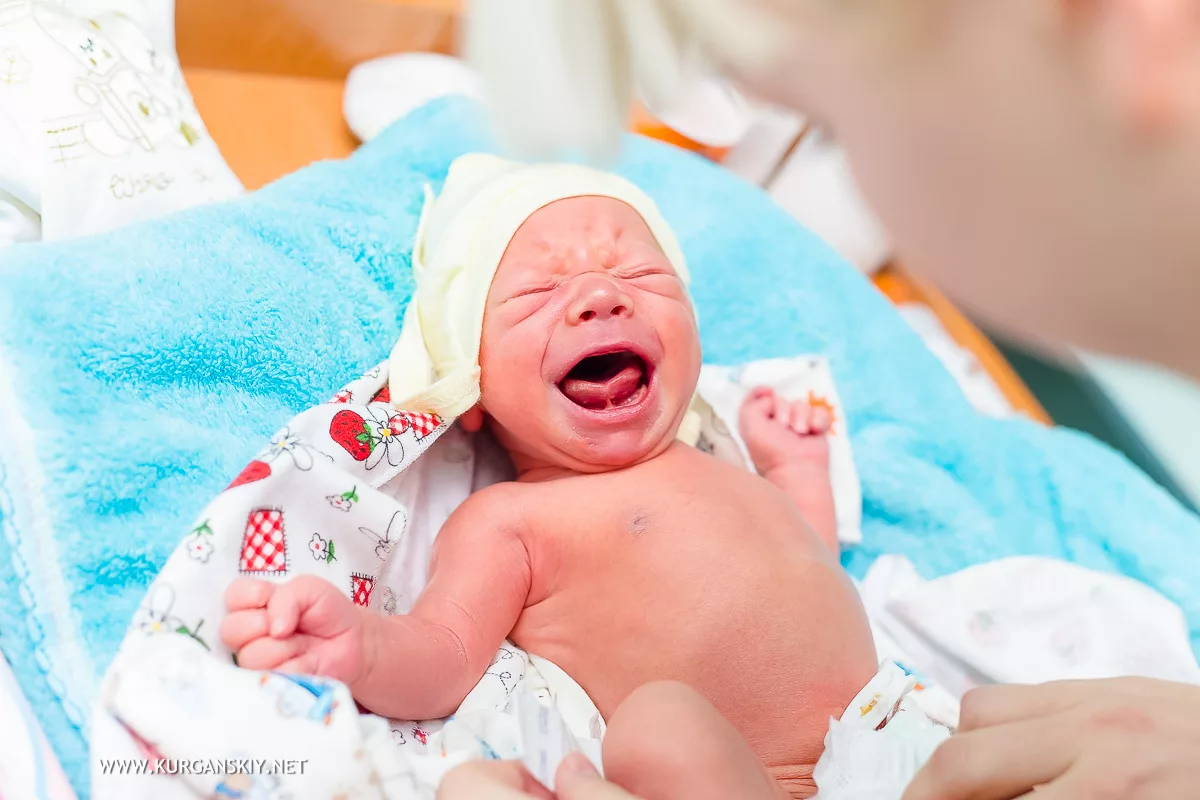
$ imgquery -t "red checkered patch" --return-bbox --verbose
[351,573,375,607]
[398,411,440,440]
[240,508,288,573]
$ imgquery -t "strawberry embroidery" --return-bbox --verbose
[329,410,373,462]
[411,726,428,746]
[329,389,353,404]
[326,486,359,511]
[309,533,336,564]
[227,460,271,490]
[329,408,414,469]
[371,385,391,404]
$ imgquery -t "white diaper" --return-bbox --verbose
[812,662,951,800]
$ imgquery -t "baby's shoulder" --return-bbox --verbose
[460,479,537,518]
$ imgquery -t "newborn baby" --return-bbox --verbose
[220,156,879,798]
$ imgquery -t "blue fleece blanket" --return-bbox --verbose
[2,97,1198,796]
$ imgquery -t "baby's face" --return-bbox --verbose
[476,196,700,472]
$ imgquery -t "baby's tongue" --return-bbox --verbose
[560,358,642,410]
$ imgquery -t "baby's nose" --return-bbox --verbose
[566,276,634,325]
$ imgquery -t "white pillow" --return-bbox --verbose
[343,53,480,144]
[0,1,242,245]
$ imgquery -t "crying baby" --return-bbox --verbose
[219,155,886,799]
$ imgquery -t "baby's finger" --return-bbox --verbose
[225,577,275,612]
[742,387,776,419]
[748,386,775,403]
[219,609,270,652]
[787,402,814,434]
[267,575,345,638]
[236,635,306,671]
[267,583,306,638]
[275,654,321,677]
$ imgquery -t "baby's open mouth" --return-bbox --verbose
[558,350,650,411]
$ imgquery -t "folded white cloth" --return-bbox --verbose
[861,554,1200,698]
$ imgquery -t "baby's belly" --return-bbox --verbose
[512,549,876,770]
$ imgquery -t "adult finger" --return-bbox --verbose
[219,609,270,652]
[959,678,1174,731]
[556,753,643,800]
[437,760,554,800]
[1009,756,1126,800]
[902,713,1079,800]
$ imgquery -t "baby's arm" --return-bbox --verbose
[353,487,533,719]
[739,387,839,552]
[221,487,532,721]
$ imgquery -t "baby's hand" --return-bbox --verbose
[220,576,368,686]
[738,386,832,476]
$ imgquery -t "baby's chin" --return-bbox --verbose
[549,423,680,473]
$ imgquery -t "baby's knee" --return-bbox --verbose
[603,681,790,800]
[603,681,715,787]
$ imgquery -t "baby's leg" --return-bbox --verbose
[603,682,806,800]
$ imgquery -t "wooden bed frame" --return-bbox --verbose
[176,0,1049,424]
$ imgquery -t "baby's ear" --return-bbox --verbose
[458,405,485,433]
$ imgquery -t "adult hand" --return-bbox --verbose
[903,678,1200,799]
[438,754,644,800]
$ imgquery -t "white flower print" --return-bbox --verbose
[309,533,328,561]
[362,406,408,469]
[187,536,214,563]
[326,486,359,512]
[183,519,214,563]
[137,584,184,635]
[258,426,317,471]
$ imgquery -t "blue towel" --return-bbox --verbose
[2,97,1198,797]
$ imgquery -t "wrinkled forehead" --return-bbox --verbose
[493,196,670,280]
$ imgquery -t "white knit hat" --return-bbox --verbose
[388,153,690,420]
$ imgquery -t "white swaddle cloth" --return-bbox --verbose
[812,662,951,800]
